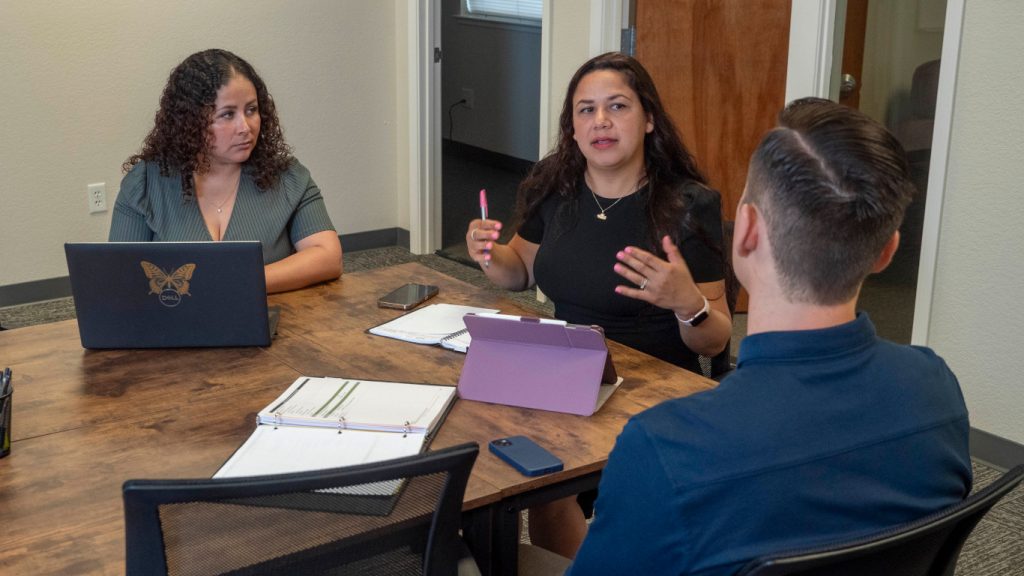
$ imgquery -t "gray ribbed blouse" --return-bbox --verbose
[108,160,336,265]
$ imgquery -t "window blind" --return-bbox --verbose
[466,0,542,21]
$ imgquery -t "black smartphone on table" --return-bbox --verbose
[377,283,439,310]
[489,436,564,477]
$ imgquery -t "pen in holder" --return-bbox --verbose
[1,367,12,458]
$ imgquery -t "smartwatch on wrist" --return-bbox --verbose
[675,295,710,327]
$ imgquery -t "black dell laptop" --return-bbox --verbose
[65,241,278,349]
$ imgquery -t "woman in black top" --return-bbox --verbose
[465,52,733,559]
[467,52,731,373]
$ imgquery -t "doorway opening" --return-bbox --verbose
[836,0,947,344]
[437,0,542,266]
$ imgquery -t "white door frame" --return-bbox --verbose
[407,0,441,255]
[909,0,964,346]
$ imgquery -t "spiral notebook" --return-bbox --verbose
[368,303,499,353]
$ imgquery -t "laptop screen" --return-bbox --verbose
[65,241,272,349]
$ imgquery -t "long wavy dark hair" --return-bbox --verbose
[514,52,710,254]
[124,49,292,199]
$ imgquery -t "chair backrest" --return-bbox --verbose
[123,442,479,576]
[701,220,738,381]
[736,465,1024,576]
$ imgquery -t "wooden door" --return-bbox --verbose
[636,0,793,312]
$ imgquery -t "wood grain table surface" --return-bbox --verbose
[0,262,716,575]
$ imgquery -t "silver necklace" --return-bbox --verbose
[199,172,241,214]
[590,188,627,221]
[202,184,239,214]
[208,189,237,213]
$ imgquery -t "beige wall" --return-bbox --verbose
[0,0,400,286]
[927,1,1024,445]
[395,1,411,233]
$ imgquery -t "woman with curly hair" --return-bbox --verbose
[110,49,342,293]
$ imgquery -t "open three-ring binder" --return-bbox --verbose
[214,377,457,508]
[457,313,623,416]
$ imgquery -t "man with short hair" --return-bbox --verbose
[566,98,971,575]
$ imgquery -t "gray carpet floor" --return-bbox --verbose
[1,246,1021,574]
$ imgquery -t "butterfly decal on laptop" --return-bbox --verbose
[141,261,196,307]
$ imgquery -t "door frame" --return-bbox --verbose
[908,0,964,346]
[409,0,964,346]
[407,0,441,255]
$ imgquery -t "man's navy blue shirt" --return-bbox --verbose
[568,314,971,576]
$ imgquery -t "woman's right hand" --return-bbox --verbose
[466,218,503,267]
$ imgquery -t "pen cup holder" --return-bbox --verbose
[0,387,11,458]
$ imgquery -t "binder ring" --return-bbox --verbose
[273,412,282,429]
[403,420,411,438]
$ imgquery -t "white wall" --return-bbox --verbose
[927,1,1024,445]
[0,0,400,288]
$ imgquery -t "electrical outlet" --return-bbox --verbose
[87,182,107,213]
[461,88,475,109]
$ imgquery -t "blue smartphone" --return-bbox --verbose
[489,436,564,477]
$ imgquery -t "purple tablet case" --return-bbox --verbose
[457,315,616,416]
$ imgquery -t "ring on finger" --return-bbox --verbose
[471,228,479,241]
[639,277,649,291]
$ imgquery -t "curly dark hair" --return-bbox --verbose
[124,49,292,199]
[514,52,710,254]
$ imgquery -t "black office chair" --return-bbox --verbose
[736,465,1024,576]
[701,221,739,381]
[123,442,480,576]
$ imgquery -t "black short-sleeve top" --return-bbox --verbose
[518,180,724,373]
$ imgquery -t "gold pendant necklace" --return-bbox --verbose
[591,188,626,221]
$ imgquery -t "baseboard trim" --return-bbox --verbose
[0,276,72,309]
[971,427,1024,471]
[341,227,409,252]
[0,229,409,308]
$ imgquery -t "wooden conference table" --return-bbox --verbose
[0,262,716,575]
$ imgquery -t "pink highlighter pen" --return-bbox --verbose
[479,189,490,267]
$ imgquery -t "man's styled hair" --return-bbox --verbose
[745,97,915,304]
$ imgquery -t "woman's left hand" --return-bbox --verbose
[614,235,706,315]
